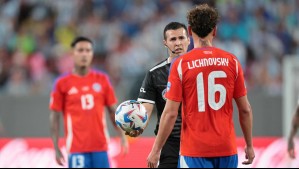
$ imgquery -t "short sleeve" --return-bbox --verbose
[165,59,183,102]
[49,79,64,112]
[103,75,117,106]
[233,59,247,99]
[137,71,156,104]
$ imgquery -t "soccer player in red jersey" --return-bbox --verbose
[147,4,255,168]
[49,37,128,168]
[288,104,299,159]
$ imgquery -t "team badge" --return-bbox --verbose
[93,83,102,92]
[167,82,171,92]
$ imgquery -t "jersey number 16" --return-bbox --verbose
[197,71,227,112]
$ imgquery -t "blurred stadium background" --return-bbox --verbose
[0,0,299,168]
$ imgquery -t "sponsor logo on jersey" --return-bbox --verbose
[140,88,146,93]
[162,89,167,101]
[93,83,102,92]
[68,87,78,95]
[167,82,171,92]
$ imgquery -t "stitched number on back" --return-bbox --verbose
[197,71,227,112]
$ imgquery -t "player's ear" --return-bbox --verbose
[71,48,75,56]
[212,26,217,37]
[163,40,167,48]
[188,26,193,36]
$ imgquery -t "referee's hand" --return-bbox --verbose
[125,129,144,137]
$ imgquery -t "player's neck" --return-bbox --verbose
[73,66,90,76]
[193,35,213,49]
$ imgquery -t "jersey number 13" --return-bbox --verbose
[81,94,95,110]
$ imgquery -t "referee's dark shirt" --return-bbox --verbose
[138,59,181,139]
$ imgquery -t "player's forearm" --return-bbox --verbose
[50,111,61,149]
[107,106,119,129]
[151,110,177,153]
[289,111,299,139]
[239,105,253,147]
[116,127,127,141]
[109,111,119,129]
[113,115,127,143]
[107,106,127,140]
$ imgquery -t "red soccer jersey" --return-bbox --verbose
[49,70,117,153]
[166,47,247,157]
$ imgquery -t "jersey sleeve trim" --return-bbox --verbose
[178,59,183,82]
[106,100,117,107]
[137,98,155,104]
[234,59,238,81]
[49,107,63,113]
[233,91,247,99]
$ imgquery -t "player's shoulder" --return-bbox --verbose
[91,69,110,79]
[213,47,238,60]
[149,59,168,72]
[91,69,114,86]
[53,72,72,85]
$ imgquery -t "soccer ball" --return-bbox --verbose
[115,100,148,133]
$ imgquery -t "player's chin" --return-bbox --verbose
[78,64,89,68]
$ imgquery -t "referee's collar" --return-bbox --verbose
[167,57,171,64]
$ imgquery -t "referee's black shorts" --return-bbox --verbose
[158,137,180,168]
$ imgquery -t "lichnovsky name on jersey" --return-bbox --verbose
[188,58,229,69]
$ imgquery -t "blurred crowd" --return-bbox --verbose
[0,0,298,98]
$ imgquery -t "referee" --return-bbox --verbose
[127,22,190,168]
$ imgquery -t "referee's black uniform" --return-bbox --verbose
[138,59,181,168]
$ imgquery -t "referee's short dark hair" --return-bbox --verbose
[163,22,188,40]
[71,37,94,48]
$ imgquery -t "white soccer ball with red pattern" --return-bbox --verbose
[115,100,148,133]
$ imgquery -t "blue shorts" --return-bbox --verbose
[69,151,110,168]
[178,154,238,168]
